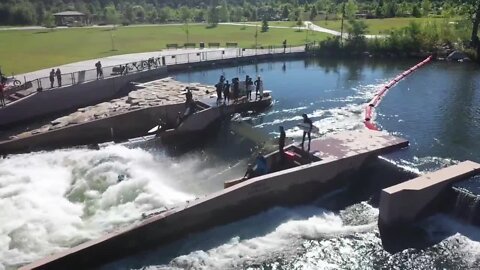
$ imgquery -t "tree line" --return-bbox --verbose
[0,0,474,26]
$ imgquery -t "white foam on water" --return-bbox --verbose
[146,204,378,270]
[0,145,194,270]
[422,214,480,268]
[258,81,382,139]
[283,103,366,139]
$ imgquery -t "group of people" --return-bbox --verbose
[47,61,103,89]
[214,74,264,104]
[49,68,62,88]
[243,113,313,180]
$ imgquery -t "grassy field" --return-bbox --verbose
[0,24,329,74]
[315,17,453,34]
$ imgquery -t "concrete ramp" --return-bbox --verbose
[379,161,480,231]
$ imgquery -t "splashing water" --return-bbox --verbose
[0,145,196,270]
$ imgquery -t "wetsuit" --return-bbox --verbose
[301,117,313,151]
[223,82,230,103]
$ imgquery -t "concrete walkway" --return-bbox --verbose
[19,48,231,82]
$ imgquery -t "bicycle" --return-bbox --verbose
[1,74,21,87]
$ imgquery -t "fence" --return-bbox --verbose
[3,45,303,104]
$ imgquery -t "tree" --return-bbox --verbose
[124,5,135,24]
[179,6,192,23]
[345,0,358,20]
[421,0,431,16]
[132,5,145,23]
[282,5,290,19]
[146,8,158,23]
[296,17,303,31]
[207,6,219,27]
[383,1,397,18]
[104,4,120,28]
[412,5,422,18]
[11,3,36,25]
[158,7,174,23]
[219,0,229,22]
[43,12,55,29]
[261,17,269,32]
[346,19,368,51]
[309,6,317,20]
[180,6,192,42]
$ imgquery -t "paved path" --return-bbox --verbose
[304,21,386,39]
[19,48,229,82]
[220,22,306,30]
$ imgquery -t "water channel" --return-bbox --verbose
[1,58,480,269]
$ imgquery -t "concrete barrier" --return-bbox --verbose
[0,97,272,154]
[378,160,480,233]
[0,67,167,126]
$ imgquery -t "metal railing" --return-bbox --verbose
[3,45,303,104]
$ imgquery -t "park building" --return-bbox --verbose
[53,11,87,27]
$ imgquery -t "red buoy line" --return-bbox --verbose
[364,56,433,131]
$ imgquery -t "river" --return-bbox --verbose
[1,58,479,270]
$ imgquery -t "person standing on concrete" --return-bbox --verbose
[96,61,103,79]
[55,68,62,87]
[245,75,252,100]
[223,80,231,104]
[215,82,223,104]
[301,113,313,152]
[254,76,263,100]
[232,78,240,103]
[0,82,5,107]
[184,87,193,104]
[283,40,287,53]
[49,69,55,88]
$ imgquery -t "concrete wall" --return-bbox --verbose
[0,102,183,154]
[378,160,480,232]
[0,96,272,154]
[0,67,167,126]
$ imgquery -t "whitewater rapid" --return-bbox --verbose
[0,145,204,269]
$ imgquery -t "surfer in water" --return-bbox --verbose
[301,113,313,151]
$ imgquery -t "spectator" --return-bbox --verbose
[223,80,231,104]
[0,82,5,107]
[95,61,103,79]
[55,68,62,87]
[283,40,287,53]
[49,69,55,88]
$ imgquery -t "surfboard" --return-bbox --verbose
[148,125,162,134]
[297,123,320,133]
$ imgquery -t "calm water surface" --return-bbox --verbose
[1,58,480,270]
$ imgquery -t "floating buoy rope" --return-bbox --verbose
[364,56,433,131]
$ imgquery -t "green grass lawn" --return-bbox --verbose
[0,24,330,74]
[315,17,453,34]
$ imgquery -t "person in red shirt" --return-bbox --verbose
[0,83,5,107]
